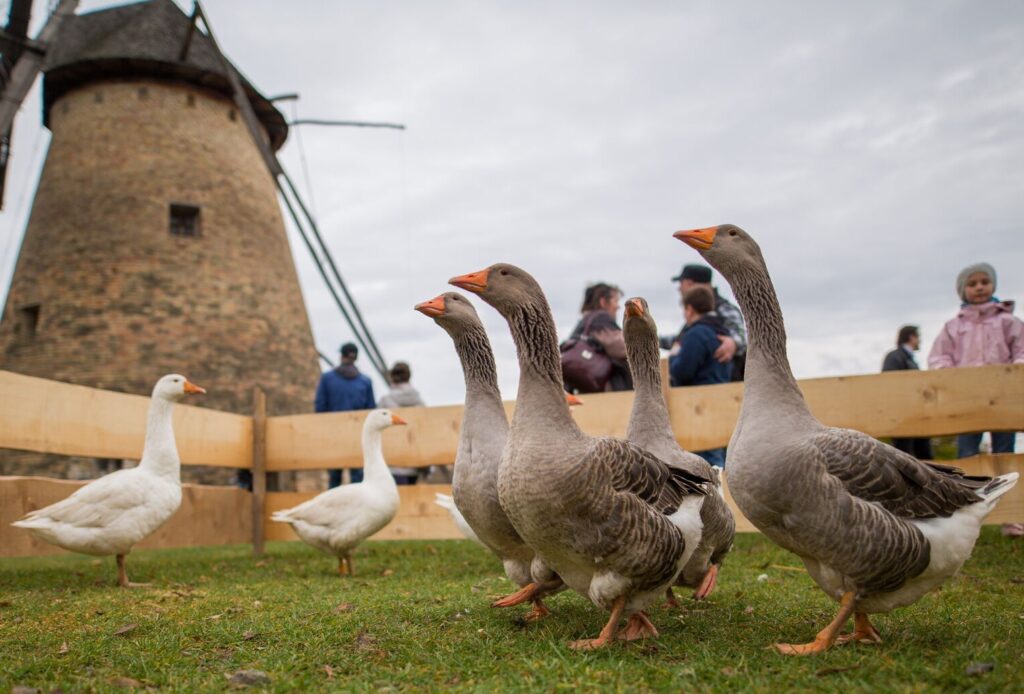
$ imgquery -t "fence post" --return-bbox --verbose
[660,356,672,415]
[251,387,267,556]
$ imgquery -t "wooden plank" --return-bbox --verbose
[266,365,1021,469]
[251,388,267,556]
[0,476,252,558]
[0,370,252,468]
[264,484,463,543]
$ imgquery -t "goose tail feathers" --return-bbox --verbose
[976,472,1019,504]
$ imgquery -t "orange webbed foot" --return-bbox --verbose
[492,582,540,608]
[618,612,659,641]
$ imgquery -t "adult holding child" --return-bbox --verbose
[928,262,1024,458]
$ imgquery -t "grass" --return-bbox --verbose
[1,529,1022,692]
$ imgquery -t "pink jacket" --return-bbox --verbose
[928,300,1024,369]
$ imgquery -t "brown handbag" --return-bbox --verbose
[560,312,613,393]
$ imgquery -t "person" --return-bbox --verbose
[378,362,426,485]
[565,282,633,392]
[664,263,746,381]
[881,325,932,459]
[316,342,376,487]
[928,262,1023,458]
[669,286,732,467]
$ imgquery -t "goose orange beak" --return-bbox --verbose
[415,296,446,317]
[391,414,408,426]
[449,268,490,294]
[624,299,644,318]
[183,380,206,394]
[565,393,584,407]
[674,226,718,251]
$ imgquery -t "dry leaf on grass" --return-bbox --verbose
[11,686,40,694]
[112,676,145,688]
[58,641,69,655]
[333,602,355,614]
[381,569,395,577]
[816,664,861,677]
[228,669,271,688]
[243,630,256,640]
[113,623,139,636]
[323,665,335,679]
[966,662,995,676]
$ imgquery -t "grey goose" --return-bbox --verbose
[450,264,711,650]
[674,224,1019,655]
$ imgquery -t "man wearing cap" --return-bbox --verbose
[663,263,747,382]
[315,342,376,487]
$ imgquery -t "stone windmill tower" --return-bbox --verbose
[0,0,322,431]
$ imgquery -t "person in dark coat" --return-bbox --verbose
[669,286,732,467]
[565,282,633,392]
[881,325,932,459]
[316,342,376,487]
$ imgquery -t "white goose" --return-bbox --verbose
[12,374,206,587]
[271,409,406,575]
[434,493,485,547]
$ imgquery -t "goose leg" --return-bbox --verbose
[618,611,659,641]
[346,555,355,576]
[116,554,150,588]
[338,556,348,576]
[492,582,542,608]
[693,563,720,601]
[569,595,626,651]
[775,591,856,656]
[523,599,551,622]
[835,612,883,645]
[664,586,681,609]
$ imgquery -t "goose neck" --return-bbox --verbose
[139,396,180,476]
[625,333,673,441]
[360,426,394,484]
[453,326,502,402]
[506,300,578,433]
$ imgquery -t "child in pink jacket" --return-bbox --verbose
[928,262,1024,457]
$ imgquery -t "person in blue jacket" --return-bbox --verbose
[669,286,732,467]
[316,342,376,486]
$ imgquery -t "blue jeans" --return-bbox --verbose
[957,432,1016,458]
[328,469,363,488]
[695,448,726,468]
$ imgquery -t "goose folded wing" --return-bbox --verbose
[591,438,710,514]
[813,428,986,519]
[22,471,145,528]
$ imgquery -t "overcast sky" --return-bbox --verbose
[2,0,1022,406]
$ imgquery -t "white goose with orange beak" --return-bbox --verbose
[271,409,407,576]
[12,374,206,587]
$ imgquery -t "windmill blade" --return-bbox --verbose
[0,0,79,209]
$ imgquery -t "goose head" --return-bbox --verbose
[622,296,657,342]
[673,224,763,277]
[152,374,206,402]
[365,408,408,432]
[448,263,541,315]
[414,291,483,337]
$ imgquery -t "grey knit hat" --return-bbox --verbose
[956,262,996,301]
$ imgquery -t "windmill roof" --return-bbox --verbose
[42,0,288,149]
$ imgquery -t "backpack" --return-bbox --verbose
[560,312,613,393]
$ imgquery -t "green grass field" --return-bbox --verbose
[1,528,1021,692]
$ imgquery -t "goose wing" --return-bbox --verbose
[594,438,710,513]
[813,428,986,519]
[17,470,149,529]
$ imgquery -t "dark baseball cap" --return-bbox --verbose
[671,263,712,283]
[340,342,358,358]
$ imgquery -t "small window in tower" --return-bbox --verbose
[228,109,237,122]
[186,93,196,107]
[169,204,201,237]
[138,87,149,100]
[94,92,103,104]
[17,304,40,340]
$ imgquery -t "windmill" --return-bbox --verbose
[1,0,395,429]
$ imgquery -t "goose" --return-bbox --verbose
[674,224,1019,655]
[416,291,568,620]
[450,264,711,649]
[12,374,206,587]
[271,409,406,576]
[622,297,735,603]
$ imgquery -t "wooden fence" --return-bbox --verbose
[1,365,1022,557]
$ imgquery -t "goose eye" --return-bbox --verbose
[729,229,737,236]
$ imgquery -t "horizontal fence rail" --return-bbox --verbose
[1,365,1021,557]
